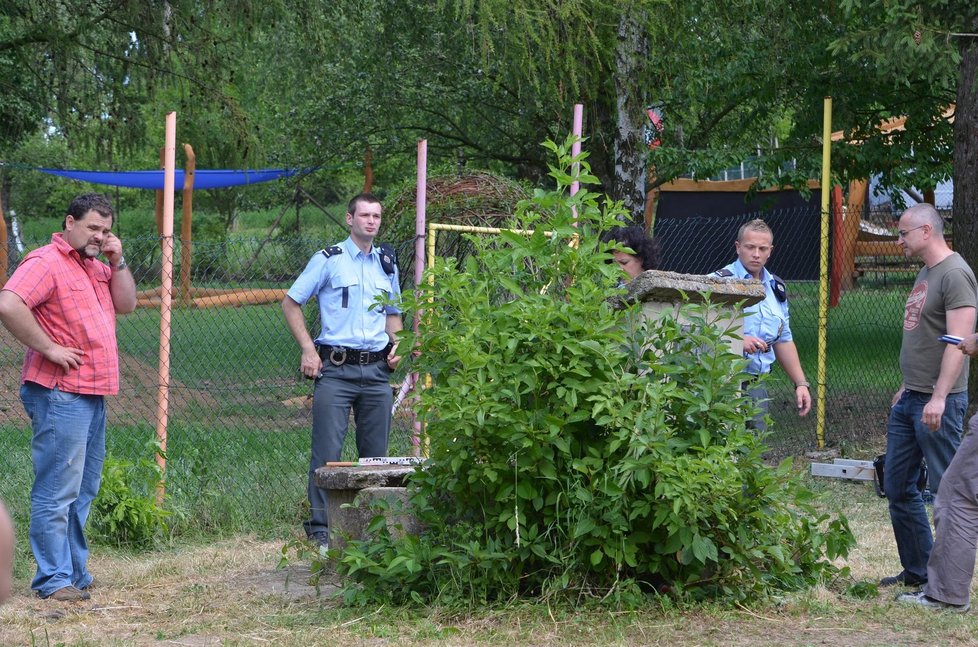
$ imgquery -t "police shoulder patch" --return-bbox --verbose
[770,275,788,302]
[378,242,398,277]
[320,245,343,259]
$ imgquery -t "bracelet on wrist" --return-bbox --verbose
[795,381,810,389]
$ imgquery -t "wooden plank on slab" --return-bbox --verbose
[810,462,875,481]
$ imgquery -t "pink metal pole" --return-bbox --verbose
[155,112,177,503]
[570,104,583,225]
[570,103,583,197]
[415,140,427,288]
[410,139,427,454]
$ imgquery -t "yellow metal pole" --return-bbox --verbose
[816,96,833,449]
[427,222,437,270]
[420,223,559,454]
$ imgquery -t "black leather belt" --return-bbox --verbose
[317,345,389,366]
[741,374,762,389]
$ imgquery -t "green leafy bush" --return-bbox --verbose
[336,137,853,606]
[91,440,171,548]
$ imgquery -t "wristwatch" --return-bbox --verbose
[112,256,128,271]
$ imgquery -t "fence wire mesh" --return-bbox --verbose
[654,201,917,457]
[0,202,926,528]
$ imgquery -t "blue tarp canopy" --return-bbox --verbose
[37,168,300,191]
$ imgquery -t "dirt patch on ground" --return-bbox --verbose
[0,538,339,646]
[235,561,337,600]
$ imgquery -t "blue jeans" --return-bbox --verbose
[884,389,966,581]
[21,382,106,597]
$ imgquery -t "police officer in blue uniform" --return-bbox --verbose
[282,192,403,548]
[715,218,811,430]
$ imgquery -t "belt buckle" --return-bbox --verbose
[329,348,347,366]
[357,350,370,365]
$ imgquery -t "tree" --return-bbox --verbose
[827,2,978,272]
[252,0,842,222]
[0,0,288,217]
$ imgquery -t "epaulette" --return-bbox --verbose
[713,268,734,277]
[770,274,787,302]
[378,242,398,278]
[320,245,343,259]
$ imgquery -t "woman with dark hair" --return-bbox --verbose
[601,225,661,280]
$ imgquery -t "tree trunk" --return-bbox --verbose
[611,10,648,224]
[952,12,978,404]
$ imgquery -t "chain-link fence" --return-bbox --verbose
[0,234,420,534]
[0,200,928,529]
[654,197,918,457]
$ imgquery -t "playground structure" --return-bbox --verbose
[134,286,288,309]
[142,143,291,309]
[645,107,957,295]
[645,177,942,298]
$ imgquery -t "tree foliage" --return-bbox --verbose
[3,0,976,243]
[0,0,292,216]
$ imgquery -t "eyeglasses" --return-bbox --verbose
[897,225,926,238]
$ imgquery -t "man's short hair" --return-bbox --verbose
[63,193,115,230]
[903,203,944,235]
[347,192,382,216]
[738,218,773,242]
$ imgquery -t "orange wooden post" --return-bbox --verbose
[180,144,196,304]
[643,185,659,232]
[155,113,177,504]
[155,148,165,243]
[830,185,844,307]
[838,179,867,291]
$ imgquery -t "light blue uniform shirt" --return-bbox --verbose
[287,237,401,351]
[718,259,793,376]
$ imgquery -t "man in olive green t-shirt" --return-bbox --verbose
[880,203,977,589]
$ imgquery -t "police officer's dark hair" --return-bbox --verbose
[63,193,114,230]
[601,225,661,271]
[347,192,382,216]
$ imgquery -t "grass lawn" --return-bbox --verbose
[3,471,977,646]
[757,280,907,456]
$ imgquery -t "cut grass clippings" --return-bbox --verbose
[3,474,978,646]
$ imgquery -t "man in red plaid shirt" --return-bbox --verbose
[0,193,136,602]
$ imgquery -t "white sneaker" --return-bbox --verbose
[896,590,970,613]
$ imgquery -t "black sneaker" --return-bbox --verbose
[880,570,927,587]
[308,530,329,549]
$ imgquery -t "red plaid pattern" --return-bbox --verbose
[4,234,119,395]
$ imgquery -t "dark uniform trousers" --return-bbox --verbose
[304,360,392,535]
